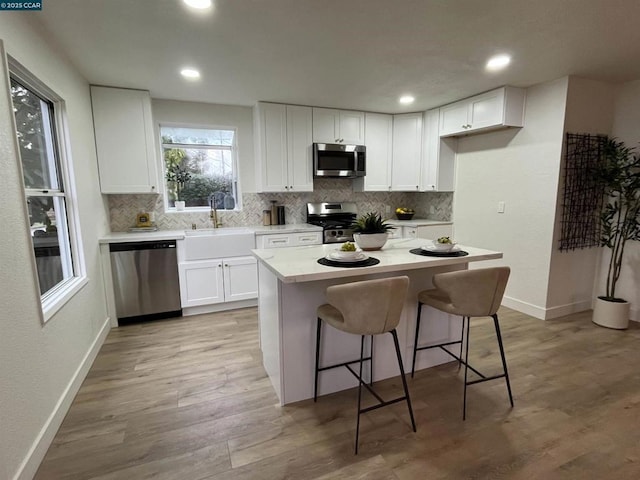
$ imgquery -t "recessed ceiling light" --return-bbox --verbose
[399,95,415,105]
[183,0,212,9]
[486,54,511,71]
[180,68,201,79]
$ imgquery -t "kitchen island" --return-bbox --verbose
[252,238,502,405]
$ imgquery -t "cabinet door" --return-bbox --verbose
[422,109,456,192]
[391,113,423,191]
[415,224,453,241]
[468,89,504,131]
[91,86,158,194]
[339,111,365,144]
[178,260,224,307]
[439,100,469,137]
[361,113,392,191]
[286,105,313,192]
[255,102,288,192]
[223,256,258,302]
[312,108,340,143]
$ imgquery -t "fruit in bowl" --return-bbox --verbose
[430,236,457,252]
[395,207,415,220]
[340,241,356,252]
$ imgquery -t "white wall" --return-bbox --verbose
[151,99,256,193]
[546,77,615,317]
[0,15,111,480]
[453,77,569,319]
[595,79,640,320]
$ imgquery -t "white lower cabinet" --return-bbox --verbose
[179,256,257,308]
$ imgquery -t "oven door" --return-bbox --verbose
[313,143,365,178]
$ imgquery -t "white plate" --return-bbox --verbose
[327,252,368,262]
[421,244,460,253]
[330,248,364,260]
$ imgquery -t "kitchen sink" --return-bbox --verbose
[183,228,256,260]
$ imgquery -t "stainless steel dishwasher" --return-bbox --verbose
[109,240,182,323]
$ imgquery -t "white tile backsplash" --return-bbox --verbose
[108,178,452,231]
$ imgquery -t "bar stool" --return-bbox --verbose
[314,276,416,454]
[411,267,513,420]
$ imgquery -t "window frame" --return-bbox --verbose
[8,56,87,324]
[159,122,241,213]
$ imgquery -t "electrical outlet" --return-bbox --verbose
[429,205,435,215]
[497,201,505,213]
[385,205,391,215]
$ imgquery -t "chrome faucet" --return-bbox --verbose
[209,194,222,228]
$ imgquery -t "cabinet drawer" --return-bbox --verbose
[294,232,322,245]
[260,234,294,249]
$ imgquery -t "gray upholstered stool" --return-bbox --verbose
[411,267,513,420]
[314,276,416,454]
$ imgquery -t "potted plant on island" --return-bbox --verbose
[351,212,395,251]
[592,138,640,329]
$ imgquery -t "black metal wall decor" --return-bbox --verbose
[559,133,607,251]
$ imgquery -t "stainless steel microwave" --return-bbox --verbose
[313,143,366,178]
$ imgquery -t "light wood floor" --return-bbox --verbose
[34,307,640,479]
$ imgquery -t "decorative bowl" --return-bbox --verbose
[353,232,389,251]
[395,212,415,220]
[430,240,456,252]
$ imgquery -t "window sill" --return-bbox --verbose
[165,208,240,214]
[41,275,89,324]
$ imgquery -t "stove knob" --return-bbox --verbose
[330,231,336,236]
[338,230,343,235]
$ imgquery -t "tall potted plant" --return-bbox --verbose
[351,212,395,251]
[592,138,640,329]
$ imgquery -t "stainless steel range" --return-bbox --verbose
[307,202,358,244]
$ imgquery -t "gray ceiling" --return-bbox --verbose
[35,0,640,113]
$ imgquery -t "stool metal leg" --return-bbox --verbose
[391,329,417,432]
[411,302,423,378]
[314,318,322,402]
[370,335,374,386]
[355,335,366,454]
[492,314,514,407]
[462,316,471,420]
[458,316,466,370]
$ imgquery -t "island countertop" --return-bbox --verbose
[251,238,502,284]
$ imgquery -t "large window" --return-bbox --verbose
[161,126,239,210]
[9,64,84,320]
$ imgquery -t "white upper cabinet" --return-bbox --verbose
[91,86,159,194]
[439,86,526,137]
[354,112,393,192]
[254,102,313,192]
[312,108,365,144]
[422,109,456,191]
[391,112,423,191]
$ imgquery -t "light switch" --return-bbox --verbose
[497,201,505,213]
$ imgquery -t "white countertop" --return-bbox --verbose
[386,218,453,227]
[99,223,323,243]
[99,230,187,244]
[252,238,502,284]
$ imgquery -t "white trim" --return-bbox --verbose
[41,275,89,322]
[12,317,111,480]
[502,295,592,320]
[182,298,257,316]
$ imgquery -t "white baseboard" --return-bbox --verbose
[14,316,112,480]
[501,296,592,320]
[182,299,257,317]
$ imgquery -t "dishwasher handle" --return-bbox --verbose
[109,240,177,252]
